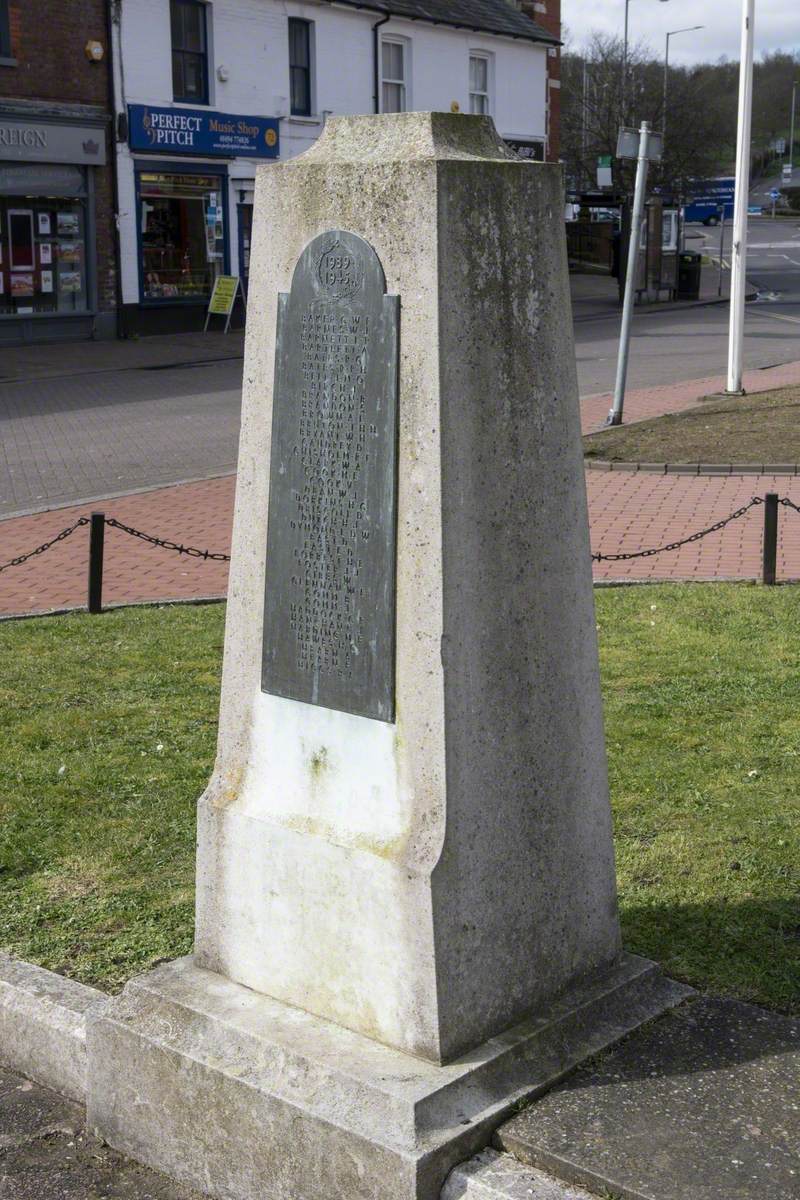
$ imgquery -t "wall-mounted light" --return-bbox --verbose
[450,101,461,113]
[85,40,105,62]
[217,65,230,82]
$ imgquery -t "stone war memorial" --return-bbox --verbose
[85,113,687,1199]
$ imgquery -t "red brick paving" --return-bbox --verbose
[0,477,234,617]
[589,473,800,582]
[580,358,800,433]
[4,363,800,617]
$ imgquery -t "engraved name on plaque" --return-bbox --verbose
[261,230,399,721]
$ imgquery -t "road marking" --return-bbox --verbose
[750,309,800,325]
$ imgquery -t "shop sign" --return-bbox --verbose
[505,139,545,162]
[128,105,279,159]
[0,116,107,165]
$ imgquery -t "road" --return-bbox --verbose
[576,214,800,397]
[1,220,800,519]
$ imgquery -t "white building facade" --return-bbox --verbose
[110,0,556,334]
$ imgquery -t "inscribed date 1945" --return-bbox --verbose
[261,230,399,722]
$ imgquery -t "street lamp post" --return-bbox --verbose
[727,0,755,396]
[663,26,704,141]
[789,79,798,173]
[623,0,671,123]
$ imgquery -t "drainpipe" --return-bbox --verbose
[372,13,390,114]
[106,0,126,338]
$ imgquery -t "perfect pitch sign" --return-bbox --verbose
[128,105,279,159]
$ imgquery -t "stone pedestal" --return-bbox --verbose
[87,113,685,1200]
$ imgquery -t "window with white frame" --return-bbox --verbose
[469,54,490,115]
[381,39,406,113]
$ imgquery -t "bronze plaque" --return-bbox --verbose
[261,230,399,721]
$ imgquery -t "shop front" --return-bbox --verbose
[0,108,111,344]
[122,104,277,334]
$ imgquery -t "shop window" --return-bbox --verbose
[138,171,225,301]
[171,0,209,105]
[289,19,312,117]
[0,0,12,59]
[381,39,407,114]
[0,175,89,317]
[469,54,490,115]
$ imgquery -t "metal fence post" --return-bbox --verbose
[762,493,778,585]
[88,512,105,613]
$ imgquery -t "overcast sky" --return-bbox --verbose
[562,0,800,66]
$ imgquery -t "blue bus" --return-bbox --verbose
[683,177,736,224]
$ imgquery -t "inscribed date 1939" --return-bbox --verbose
[261,230,399,722]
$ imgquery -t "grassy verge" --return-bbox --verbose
[583,384,800,464]
[0,604,223,992]
[0,589,798,1011]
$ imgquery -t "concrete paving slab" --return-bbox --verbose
[496,996,800,1200]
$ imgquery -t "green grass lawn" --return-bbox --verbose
[583,384,800,464]
[0,588,798,1012]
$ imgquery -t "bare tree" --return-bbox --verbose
[561,35,794,197]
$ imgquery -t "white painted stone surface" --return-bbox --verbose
[194,111,623,1064]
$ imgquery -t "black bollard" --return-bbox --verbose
[762,493,778,586]
[88,512,105,613]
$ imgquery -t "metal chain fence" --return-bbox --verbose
[0,495,799,611]
[590,497,765,563]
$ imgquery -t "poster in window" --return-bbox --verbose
[58,271,82,293]
[9,211,35,270]
[41,270,54,294]
[59,243,82,265]
[58,270,82,293]
[40,243,52,265]
[38,213,52,236]
[11,273,35,297]
[57,212,80,237]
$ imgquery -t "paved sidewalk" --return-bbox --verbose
[570,254,742,326]
[0,477,233,616]
[0,329,244,383]
[580,357,800,433]
[3,365,800,616]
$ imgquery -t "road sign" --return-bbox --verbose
[616,126,663,162]
[770,188,781,200]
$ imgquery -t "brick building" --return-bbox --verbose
[0,0,118,342]
[518,0,560,160]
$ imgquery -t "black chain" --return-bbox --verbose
[104,517,231,561]
[0,517,89,574]
[592,497,764,562]
[3,494,799,577]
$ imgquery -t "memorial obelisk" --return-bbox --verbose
[88,113,686,1200]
